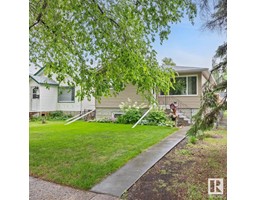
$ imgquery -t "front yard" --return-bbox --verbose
[124,128,227,200]
[29,121,177,189]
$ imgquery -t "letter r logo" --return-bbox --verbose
[208,178,224,195]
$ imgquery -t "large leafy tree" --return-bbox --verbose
[29,0,196,102]
[188,0,227,136]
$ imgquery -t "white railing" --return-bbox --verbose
[132,106,153,128]
[65,109,95,125]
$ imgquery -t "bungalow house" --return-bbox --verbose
[29,65,214,124]
[29,67,95,117]
[96,66,215,124]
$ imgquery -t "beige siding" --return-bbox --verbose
[158,96,201,108]
[157,72,202,109]
[96,84,149,108]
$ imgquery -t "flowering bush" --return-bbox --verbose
[117,98,147,124]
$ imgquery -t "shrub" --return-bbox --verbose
[157,120,175,127]
[117,108,142,124]
[145,108,167,125]
[95,118,114,123]
[116,98,146,124]
[30,111,72,122]
[189,136,198,144]
[49,111,72,120]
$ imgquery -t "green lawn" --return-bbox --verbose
[30,121,177,189]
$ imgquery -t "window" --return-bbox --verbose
[32,87,40,99]
[58,87,75,102]
[160,76,197,96]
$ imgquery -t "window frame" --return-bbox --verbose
[58,86,75,103]
[159,74,198,96]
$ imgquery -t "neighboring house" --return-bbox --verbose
[96,66,215,123]
[29,67,95,117]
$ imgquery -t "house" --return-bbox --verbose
[29,65,214,124]
[29,67,95,117]
[96,66,215,124]
[157,66,215,123]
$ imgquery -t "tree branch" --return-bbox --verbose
[92,0,120,27]
[29,0,47,30]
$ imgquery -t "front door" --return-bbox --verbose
[30,86,40,111]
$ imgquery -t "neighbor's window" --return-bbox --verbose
[58,87,75,102]
[160,76,197,95]
[32,86,40,99]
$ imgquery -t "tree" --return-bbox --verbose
[187,0,227,136]
[161,57,176,67]
[29,0,196,102]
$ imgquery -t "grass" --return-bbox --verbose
[30,121,177,190]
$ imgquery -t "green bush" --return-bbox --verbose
[49,111,72,120]
[117,108,142,124]
[30,111,72,121]
[116,98,146,124]
[145,109,167,125]
[189,136,198,144]
[157,120,175,127]
[95,118,114,123]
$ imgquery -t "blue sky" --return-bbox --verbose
[153,16,226,69]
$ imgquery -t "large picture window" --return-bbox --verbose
[58,87,75,102]
[160,76,197,96]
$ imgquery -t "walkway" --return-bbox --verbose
[30,177,119,200]
[91,126,189,197]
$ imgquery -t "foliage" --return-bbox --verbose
[161,57,176,67]
[30,121,177,189]
[188,0,226,137]
[30,116,46,122]
[117,98,144,124]
[198,0,227,32]
[30,111,72,121]
[145,108,168,125]
[189,136,198,144]
[119,98,147,112]
[48,111,71,120]
[117,109,142,124]
[91,117,114,123]
[29,0,196,102]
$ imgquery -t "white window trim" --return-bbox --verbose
[159,74,199,97]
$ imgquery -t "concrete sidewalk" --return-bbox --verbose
[29,177,119,200]
[91,126,189,197]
